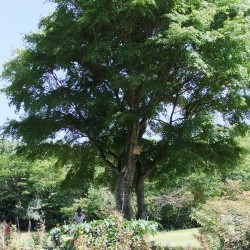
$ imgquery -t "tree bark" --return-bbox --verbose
[135,176,147,220]
[115,122,139,220]
[135,160,158,220]
[115,168,135,220]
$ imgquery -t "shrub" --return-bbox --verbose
[192,180,250,250]
[50,211,158,249]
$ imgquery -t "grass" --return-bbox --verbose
[151,228,201,249]
[2,227,201,249]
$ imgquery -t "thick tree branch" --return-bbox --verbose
[170,92,179,125]
[98,147,119,174]
[140,160,158,182]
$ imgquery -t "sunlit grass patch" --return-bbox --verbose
[151,228,200,249]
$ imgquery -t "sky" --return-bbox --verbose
[0,0,55,127]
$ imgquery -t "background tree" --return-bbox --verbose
[61,186,116,222]
[0,139,82,229]
[2,0,250,219]
[145,134,250,229]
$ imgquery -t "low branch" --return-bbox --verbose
[98,148,119,174]
[140,159,158,182]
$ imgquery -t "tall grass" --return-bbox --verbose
[0,220,47,250]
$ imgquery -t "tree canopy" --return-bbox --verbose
[2,0,250,219]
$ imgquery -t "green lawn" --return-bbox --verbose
[17,228,201,249]
[151,228,200,249]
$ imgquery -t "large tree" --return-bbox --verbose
[2,0,250,219]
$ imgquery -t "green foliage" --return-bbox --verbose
[0,140,81,229]
[148,120,246,190]
[146,186,194,230]
[61,186,116,222]
[225,135,250,191]
[186,173,225,204]
[145,172,226,229]
[50,212,158,249]
[149,204,195,231]
[146,136,250,230]
[192,180,250,249]
[2,0,250,219]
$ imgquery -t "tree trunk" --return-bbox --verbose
[135,177,147,220]
[135,160,157,220]
[115,122,139,220]
[115,168,135,220]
